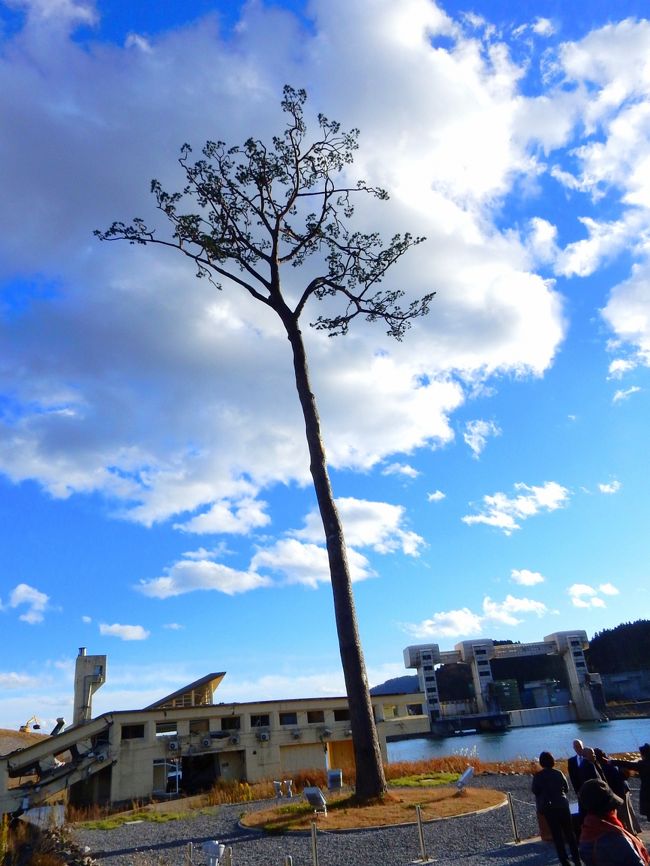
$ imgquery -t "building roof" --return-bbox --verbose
[144,672,226,709]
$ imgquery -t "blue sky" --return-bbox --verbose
[1,0,650,730]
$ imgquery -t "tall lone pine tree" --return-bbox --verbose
[97,86,433,800]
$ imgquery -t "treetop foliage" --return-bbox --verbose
[586,619,650,673]
[96,85,433,341]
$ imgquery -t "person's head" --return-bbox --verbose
[594,747,607,762]
[572,739,584,756]
[640,743,650,759]
[539,751,555,768]
[579,778,623,817]
[582,746,596,763]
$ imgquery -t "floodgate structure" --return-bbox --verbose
[0,631,605,815]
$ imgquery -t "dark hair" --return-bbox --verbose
[579,778,623,815]
[539,751,555,768]
[640,743,650,758]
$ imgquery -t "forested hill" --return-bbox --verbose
[585,620,650,673]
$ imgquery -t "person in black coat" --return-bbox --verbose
[533,751,582,866]
[594,747,641,835]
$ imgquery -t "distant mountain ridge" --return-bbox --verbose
[370,675,419,695]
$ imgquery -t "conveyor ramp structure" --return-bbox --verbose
[0,714,114,816]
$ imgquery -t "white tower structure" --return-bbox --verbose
[404,629,602,728]
[73,647,106,726]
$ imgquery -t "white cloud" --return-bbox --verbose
[294,497,425,556]
[251,538,373,588]
[0,671,37,689]
[81,615,92,623]
[402,592,549,638]
[463,419,501,458]
[462,481,570,534]
[568,582,614,608]
[0,0,566,529]
[174,497,271,535]
[7,583,50,624]
[608,358,636,379]
[137,557,273,599]
[510,568,545,586]
[427,489,446,502]
[613,386,641,403]
[402,608,483,639]
[532,18,555,37]
[381,462,420,479]
[598,480,621,494]
[99,623,150,641]
[163,622,184,630]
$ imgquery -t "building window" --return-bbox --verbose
[407,704,424,715]
[307,710,325,724]
[250,714,270,728]
[479,670,491,677]
[221,716,241,731]
[121,724,145,740]
[333,708,350,722]
[189,719,209,735]
[156,722,177,737]
[279,712,298,726]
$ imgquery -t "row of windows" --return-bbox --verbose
[122,709,350,740]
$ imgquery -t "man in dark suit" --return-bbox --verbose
[568,739,586,794]
[568,740,604,832]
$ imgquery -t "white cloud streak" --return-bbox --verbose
[462,481,570,534]
[99,622,151,640]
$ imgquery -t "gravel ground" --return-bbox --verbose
[70,776,648,866]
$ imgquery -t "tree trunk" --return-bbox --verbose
[283,316,387,801]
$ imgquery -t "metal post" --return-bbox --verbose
[311,820,319,866]
[186,841,193,866]
[507,792,520,844]
[223,847,233,866]
[285,857,293,866]
[414,805,436,863]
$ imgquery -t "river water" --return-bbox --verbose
[387,718,650,763]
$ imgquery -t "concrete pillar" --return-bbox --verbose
[73,648,106,726]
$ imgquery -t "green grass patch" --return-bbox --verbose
[78,810,190,830]
[390,772,459,788]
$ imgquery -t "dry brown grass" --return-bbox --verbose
[241,786,505,832]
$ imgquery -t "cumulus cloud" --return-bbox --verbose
[608,358,636,379]
[568,582,618,608]
[463,419,501,458]
[598,480,621,494]
[402,593,550,638]
[0,0,566,532]
[293,497,425,556]
[511,568,545,586]
[251,538,373,588]
[99,622,150,640]
[5,583,50,624]
[137,557,273,599]
[427,489,446,502]
[402,607,483,639]
[381,462,420,479]
[462,481,570,534]
[174,497,271,535]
